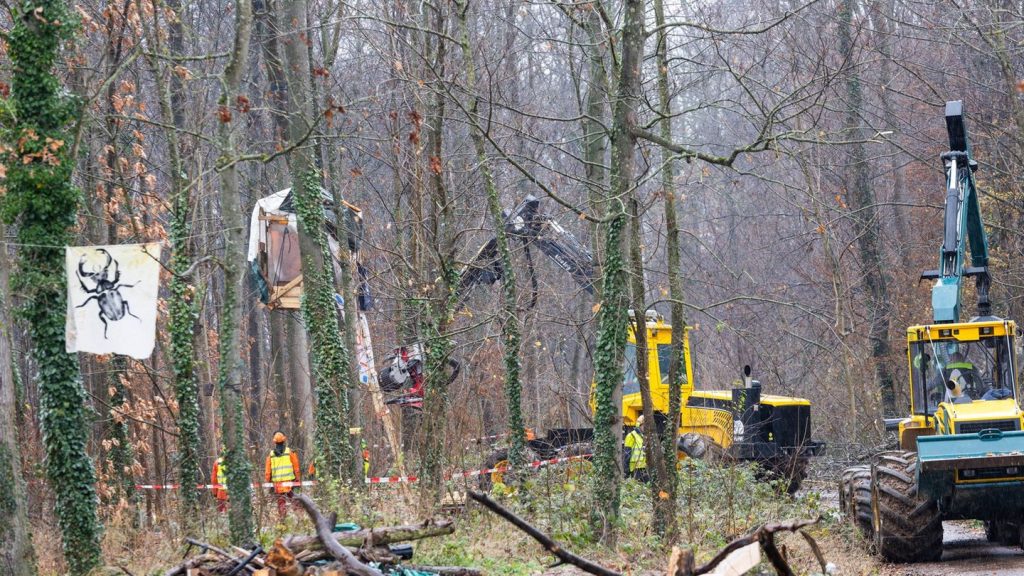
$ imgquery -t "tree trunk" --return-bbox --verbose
[215,0,255,542]
[417,4,458,511]
[4,0,102,570]
[839,0,895,416]
[582,7,609,276]
[139,0,203,526]
[288,315,315,456]
[455,0,525,471]
[653,0,680,541]
[0,221,36,575]
[627,201,671,537]
[590,0,644,544]
[280,0,356,481]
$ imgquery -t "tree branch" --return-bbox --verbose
[694,518,819,575]
[467,491,622,576]
[293,494,385,576]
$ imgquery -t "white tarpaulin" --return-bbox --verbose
[65,243,161,359]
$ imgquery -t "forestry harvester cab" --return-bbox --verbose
[840,101,1024,562]
[376,197,825,491]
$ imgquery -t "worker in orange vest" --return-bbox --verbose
[212,450,229,513]
[264,431,300,516]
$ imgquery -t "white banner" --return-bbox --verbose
[65,243,161,359]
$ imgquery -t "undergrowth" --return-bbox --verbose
[32,460,836,575]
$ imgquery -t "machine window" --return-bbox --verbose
[656,343,686,386]
[623,343,639,394]
[911,337,1017,413]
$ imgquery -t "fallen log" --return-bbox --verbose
[294,494,385,576]
[284,519,455,553]
[162,553,225,576]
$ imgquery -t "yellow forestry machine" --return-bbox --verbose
[480,311,825,492]
[383,197,825,492]
[839,101,1024,562]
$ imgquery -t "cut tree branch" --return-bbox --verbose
[694,517,820,575]
[294,494,385,576]
[467,490,623,576]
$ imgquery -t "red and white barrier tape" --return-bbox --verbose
[135,454,592,490]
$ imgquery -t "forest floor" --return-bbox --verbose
[28,462,1024,575]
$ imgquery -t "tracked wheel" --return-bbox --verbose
[678,433,728,462]
[840,465,873,537]
[871,451,943,563]
[559,442,594,485]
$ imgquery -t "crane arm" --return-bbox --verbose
[454,195,595,308]
[921,100,991,323]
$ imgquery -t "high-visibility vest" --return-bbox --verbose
[625,430,647,472]
[269,448,296,482]
[214,458,229,500]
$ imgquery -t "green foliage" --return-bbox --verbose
[412,462,825,573]
[292,169,355,480]
[0,443,16,541]
[0,0,102,572]
[169,188,201,523]
[589,204,628,537]
[416,264,458,494]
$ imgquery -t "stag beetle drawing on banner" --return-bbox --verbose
[76,248,140,338]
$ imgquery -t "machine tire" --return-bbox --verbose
[871,451,943,563]
[985,521,998,543]
[838,469,851,515]
[559,442,594,482]
[678,433,728,463]
[478,447,538,491]
[983,521,1018,546]
[842,465,873,538]
[781,456,809,495]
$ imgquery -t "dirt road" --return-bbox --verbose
[876,521,1024,576]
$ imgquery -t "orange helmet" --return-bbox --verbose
[273,432,286,444]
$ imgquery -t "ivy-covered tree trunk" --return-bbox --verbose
[143,0,202,524]
[590,0,644,544]
[215,0,255,543]
[280,0,356,482]
[455,0,525,471]
[1,0,103,570]
[107,356,134,500]
[653,0,680,541]
[0,221,35,575]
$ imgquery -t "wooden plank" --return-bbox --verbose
[259,214,290,224]
[268,275,304,309]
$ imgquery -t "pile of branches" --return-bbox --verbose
[165,495,478,576]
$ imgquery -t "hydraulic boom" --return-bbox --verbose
[921,100,992,323]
